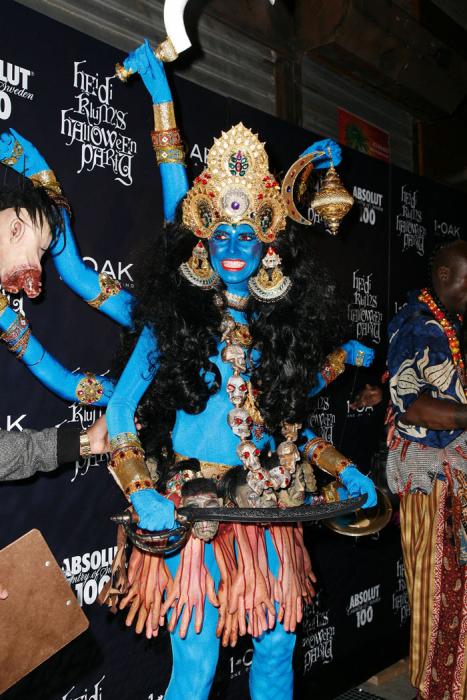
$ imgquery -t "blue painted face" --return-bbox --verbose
[208,223,263,293]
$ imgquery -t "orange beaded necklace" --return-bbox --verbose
[418,287,465,386]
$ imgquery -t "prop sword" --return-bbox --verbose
[111,495,367,554]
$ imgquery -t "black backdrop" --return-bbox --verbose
[0,2,466,699]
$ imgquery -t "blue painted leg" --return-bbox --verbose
[249,530,296,700]
[164,543,221,700]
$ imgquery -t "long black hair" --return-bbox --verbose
[116,210,347,463]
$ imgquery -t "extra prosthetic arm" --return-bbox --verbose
[0,129,133,327]
[105,326,175,529]
[309,340,375,397]
[302,426,377,508]
[0,295,113,406]
[116,40,189,223]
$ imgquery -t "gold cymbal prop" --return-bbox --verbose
[310,164,354,235]
[322,482,393,537]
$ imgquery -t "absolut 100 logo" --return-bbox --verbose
[62,545,116,606]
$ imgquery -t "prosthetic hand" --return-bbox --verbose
[342,340,375,368]
[120,39,172,104]
[338,466,377,509]
[130,489,176,531]
[0,128,49,176]
[301,138,342,169]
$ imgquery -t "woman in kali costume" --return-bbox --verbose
[0,38,376,700]
[100,41,377,700]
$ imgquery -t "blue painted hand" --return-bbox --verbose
[341,339,375,367]
[130,488,176,531]
[300,138,342,169]
[122,39,172,104]
[338,466,377,509]
[0,128,50,176]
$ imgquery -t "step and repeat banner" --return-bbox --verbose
[0,2,466,699]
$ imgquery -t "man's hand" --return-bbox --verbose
[0,128,50,176]
[85,415,142,455]
[342,340,375,368]
[350,384,383,409]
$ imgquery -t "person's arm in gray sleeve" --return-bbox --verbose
[0,426,80,481]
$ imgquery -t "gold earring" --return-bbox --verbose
[248,246,292,303]
[179,240,220,289]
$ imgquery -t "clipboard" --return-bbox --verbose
[0,529,89,694]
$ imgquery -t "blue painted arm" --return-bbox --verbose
[106,325,175,530]
[0,128,134,327]
[50,210,133,327]
[120,40,189,222]
[309,340,375,397]
[301,426,377,508]
[0,303,113,406]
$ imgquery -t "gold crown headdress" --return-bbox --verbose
[182,123,287,243]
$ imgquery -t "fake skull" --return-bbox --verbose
[221,343,246,373]
[228,407,253,439]
[276,440,300,474]
[226,374,248,407]
[236,440,261,471]
[279,465,306,507]
[220,315,237,342]
[269,465,291,490]
[0,207,52,298]
[235,480,277,508]
[182,491,220,542]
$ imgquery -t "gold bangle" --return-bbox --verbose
[110,433,142,453]
[303,437,326,464]
[154,146,186,165]
[75,372,104,405]
[154,37,179,63]
[87,272,122,310]
[108,451,153,498]
[0,294,9,316]
[153,102,176,131]
[79,430,92,458]
[312,443,352,478]
[321,347,346,384]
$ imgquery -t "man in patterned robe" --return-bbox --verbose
[387,239,467,700]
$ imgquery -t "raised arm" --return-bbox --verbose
[116,40,189,222]
[309,340,375,397]
[105,325,175,530]
[0,295,113,406]
[0,129,133,327]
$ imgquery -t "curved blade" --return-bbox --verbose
[164,0,192,54]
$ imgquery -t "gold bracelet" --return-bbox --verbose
[87,272,122,310]
[303,437,326,464]
[321,347,346,385]
[108,450,154,498]
[79,430,92,458]
[154,146,186,165]
[30,169,70,213]
[312,442,352,478]
[75,372,104,405]
[154,37,178,63]
[0,293,9,316]
[153,102,176,131]
[110,433,142,453]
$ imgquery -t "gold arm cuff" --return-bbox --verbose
[0,294,8,316]
[154,37,179,63]
[153,102,177,131]
[304,439,351,478]
[108,453,154,498]
[75,372,104,405]
[30,170,62,196]
[87,272,122,310]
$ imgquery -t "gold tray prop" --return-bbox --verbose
[323,484,393,537]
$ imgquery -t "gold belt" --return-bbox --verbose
[174,452,237,481]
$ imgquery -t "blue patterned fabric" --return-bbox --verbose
[387,290,465,448]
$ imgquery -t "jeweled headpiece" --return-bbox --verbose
[182,123,287,243]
